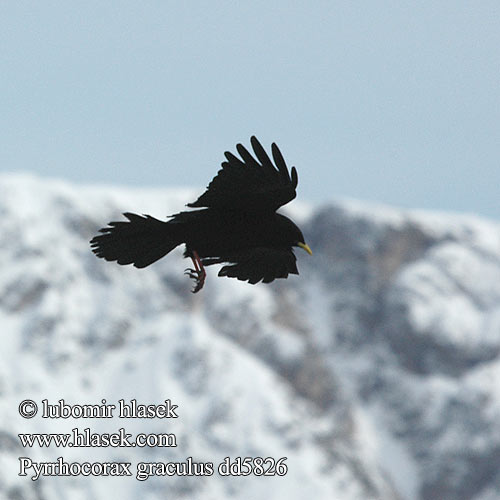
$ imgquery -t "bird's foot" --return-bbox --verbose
[185,249,206,293]
[184,267,206,293]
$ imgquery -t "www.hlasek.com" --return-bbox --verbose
[17,398,288,481]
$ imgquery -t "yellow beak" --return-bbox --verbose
[297,242,313,256]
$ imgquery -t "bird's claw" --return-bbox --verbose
[184,268,197,278]
[184,267,206,293]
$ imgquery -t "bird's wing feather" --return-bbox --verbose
[187,136,298,213]
[217,248,298,284]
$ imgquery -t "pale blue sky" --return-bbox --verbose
[1,1,499,218]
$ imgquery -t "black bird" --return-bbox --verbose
[90,136,312,292]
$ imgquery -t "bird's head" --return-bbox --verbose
[275,213,312,256]
[290,223,312,256]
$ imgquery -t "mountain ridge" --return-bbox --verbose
[1,173,499,500]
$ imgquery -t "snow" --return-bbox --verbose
[2,173,500,500]
[357,402,420,500]
[393,241,500,349]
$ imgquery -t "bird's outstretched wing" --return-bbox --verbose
[187,136,298,213]
[215,248,298,284]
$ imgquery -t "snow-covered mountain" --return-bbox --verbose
[1,173,500,500]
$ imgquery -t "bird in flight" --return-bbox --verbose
[90,136,312,293]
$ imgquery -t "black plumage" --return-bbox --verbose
[90,136,312,292]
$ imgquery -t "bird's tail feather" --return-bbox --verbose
[90,212,181,268]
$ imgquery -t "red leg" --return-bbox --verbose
[191,251,201,271]
[184,250,207,293]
